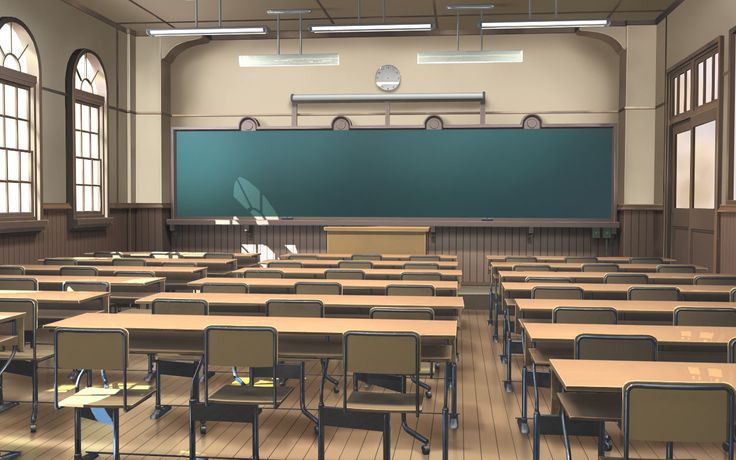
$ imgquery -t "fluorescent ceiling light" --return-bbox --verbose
[481,19,609,30]
[310,23,433,34]
[147,26,268,37]
[239,53,339,67]
[417,50,523,64]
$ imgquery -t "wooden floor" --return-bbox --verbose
[0,310,727,459]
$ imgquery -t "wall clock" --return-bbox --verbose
[375,64,401,92]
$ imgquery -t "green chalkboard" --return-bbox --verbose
[174,127,613,220]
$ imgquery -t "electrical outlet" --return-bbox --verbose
[592,228,601,239]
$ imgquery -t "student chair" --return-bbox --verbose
[552,306,617,324]
[204,252,231,259]
[401,272,442,281]
[404,262,440,270]
[150,299,209,421]
[386,284,436,296]
[244,269,284,279]
[44,258,78,265]
[505,256,537,262]
[627,286,680,301]
[565,256,597,263]
[93,251,120,257]
[113,270,156,277]
[352,254,382,261]
[112,258,146,266]
[0,278,38,291]
[513,264,552,271]
[60,266,99,276]
[656,264,697,273]
[694,275,736,285]
[673,307,736,326]
[0,266,24,275]
[581,263,619,272]
[524,276,571,283]
[200,283,248,294]
[294,282,342,295]
[339,260,373,269]
[530,286,584,300]
[54,328,154,460]
[604,273,649,284]
[629,257,663,264]
[162,261,197,266]
[325,269,365,280]
[268,261,303,269]
[318,331,428,458]
[189,326,294,460]
[62,281,110,292]
[409,255,441,261]
[732,288,736,302]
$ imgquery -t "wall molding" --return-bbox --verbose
[618,204,664,212]
[110,203,171,209]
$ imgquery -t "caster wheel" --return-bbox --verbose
[30,424,37,433]
[314,425,320,436]
[332,385,339,394]
[421,445,430,455]
[200,425,207,435]
[450,418,458,430]
[604,437,613,451]
[425,391,432,399]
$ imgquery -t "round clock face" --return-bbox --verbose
[375,64,401,92]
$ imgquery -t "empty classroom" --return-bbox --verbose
[0,0,735,459]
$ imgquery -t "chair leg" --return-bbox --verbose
[411,376,432,399]
[382,413,391,460]
[144,354,154,383]
[317,408,325,460]
[30,360,38,432]
[518,364,529,433]
[252,410,260,460]
[101,370,109,389]
[322,359,339,393]
[401,413,430,455]
[560,408,571,460]
[151,361,171,419]
[532,364,540,460]
[188,400,197,460]
[111,410,120,460]
[74,408,82,460]
[665,442,674,459]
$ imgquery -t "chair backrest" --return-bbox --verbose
[112,258,146,266]
[575,334,657,360]
[627,286,680,301]
[325,269,365,280]
[530,286,584,300]
[732,288,736,302]
[44,258,78,265]
[200,282,248,294]
[409,255,441,261]
[352,254,382,261]
[150,251,173,258]
[656,264,696,273]
[0,277,38,291]
[204,326,278,405]
[113,270,156,277]
[63,281,110,292]
[401,272,442,281]
[673,307,736,326]
[505,256,537,262]
[338,260,373,269]
[629,257,663,264]
[552,307,617,324]
[204,252,231,259]
[565,256,597,263]
[403,262,440,270]
[581,263,619,272]
[343,331,420,415]
[369,307,434,320]
[268,261,303,269]
[513,264,552,271]
[284,254,317,260]
[622,382,733,457]
[266,299,324,317]
[54,328,130,409]
[244,269,284,279]
[694,275,736,285]
[524,276,571,283]
[152,298,209,315]
[294,282,342,295]
[729,337,736,363]
[93,251,120,257]
[604,273,649,284]
[0,265,24,275]
[60,266,99,276]
[386,284,436,296]
[162,261,196,266]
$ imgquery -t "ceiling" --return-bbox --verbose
[63,0,684,35]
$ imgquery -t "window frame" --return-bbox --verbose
[728,26,736,204]
[66,49,110,228]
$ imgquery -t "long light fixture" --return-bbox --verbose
[417,4,523,65]
[239,9,339,67]
[309,0,433,34]
[482,0,610,30]
[147,0,267,38]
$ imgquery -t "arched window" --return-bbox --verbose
[0,19,40,219]
[67,50,107,217]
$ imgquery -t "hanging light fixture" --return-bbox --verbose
[310,0,433,34]
[147,0,268,37]
[417,4,523,65]
[482,0,609,30]
[239,9,339,67]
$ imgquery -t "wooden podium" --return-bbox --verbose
[324,226,429,254]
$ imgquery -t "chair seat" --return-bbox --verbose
[279,338,342,359]
[346,391,423,413]
[209,384,293,406]
[558,392,621,422]
[0,344,54,361]
[59,386,154,410]
[528,346,572,367]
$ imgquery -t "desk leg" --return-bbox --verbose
[450,363,458,429]
[442,362,450,460]
[488,276,494,325]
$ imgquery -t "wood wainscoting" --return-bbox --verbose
[617,205,665,259]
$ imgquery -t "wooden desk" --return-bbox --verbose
[501,282,734,302]
[188,277,459,296]
[233,266,463,282]
[284,253,457,261]
[42,257,236,274]
[45,312,458,460]
[0,275,165,302]
[487,255,677,264]
[261,259,458,269]
[135,292,464,317]
[515,299,736,319]
[87,252,262,267]
[498,270,730,285]
[22,264,207,290]
[0,291,108,320]
[0,311,24,459]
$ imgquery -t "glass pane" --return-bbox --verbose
[676,130,692,209]
[698,61,704,106]
[673,78,678,116]
[91,134,99,159]
[75,158,83,185]
[17,120,28,150]
[4,85,15,117]
[694,121,716,209]
[0,108,3,146]
[90,107,99,134]
[678,75,685,114]
[5,118,16,149]
[75,185,83,212]
[75,103,81,129]
[17,87,28,120]
[7,150,18,181]
[92,186,100,212]
[686,69,692,111]
[705,56,713,104]
[84,185,92,211]
[20,182,30,213]
[8,182,19,213]
[82,104,89,131]
[0,150,5,180]
[92,160,100,185]
[20,152,30,181]
[0,184,7,213]
[0,83,3,114]
[75,131,81,157]
[81,132,89,158]
[84,159,92,184]
[714,54,719,99]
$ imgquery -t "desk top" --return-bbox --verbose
[501,282,734,296]
[0,275,164,287]
[0,291,107,303]
[284,253,457,261]
[487,255,676,263]
[233,267,463,278]
[21,264,207,276]
[498,271,728,284]
[43,257,234,267]
[45,312,457,338]
[550,359,736,391]
[261,259,458,269]
[515,299,736,314]
[522,321,736,345]
[84,252,260,259]
[0,312,24,349]
[0,312,24,323]
[135,292,464,310]
[490,262,705,273]
[189,277,459,292]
